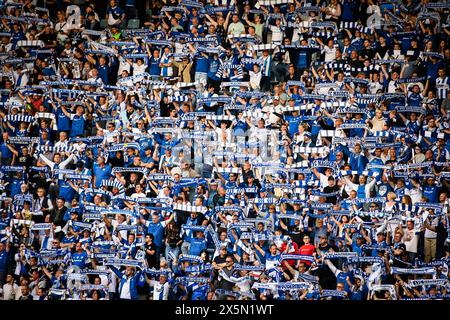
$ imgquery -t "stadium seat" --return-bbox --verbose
[127,19,140,29]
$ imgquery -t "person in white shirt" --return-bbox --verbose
[53,132,70,153]
[317,38,337,63]
[208,120,232,145]
[130,184,146,198]
[268,18,285,44]
[423,213,439,262]
[117,55,132,77]
[397,219,420,261]
[343,174,377,199]
[386,69,400,93]
[13,67,29,88]
[249,63,262,90]
[1,274,19,300]
[87,68,104,86]
[227,14,245,36]
[131,58,148,76]
[369,72,383,94]
[311,167,334,191]
[146,274,170,300]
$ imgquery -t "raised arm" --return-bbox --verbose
[39,153,55,169]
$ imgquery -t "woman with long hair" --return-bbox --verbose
[164,220,182,264]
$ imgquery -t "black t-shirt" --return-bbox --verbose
[376,44,390,59]
[323,185,340,204]
[288,225,307,247]
[17,154,33,168]
[360,48,375,60]
[212,194,225,208]
[145,242,157,268]
[218,267,236,291]
[318,244,332,253]
[107,156,124,168]
[165,227,181,248]
[39,32,56,45]
[213,255,227,266]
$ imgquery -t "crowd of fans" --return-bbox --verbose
[0,0,449,300]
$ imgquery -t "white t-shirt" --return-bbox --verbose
[402,227,419,253]
[269,25,284,43]
[369,81,383,94]
[249,70,262,90]
[215,127,232,144]
[117,57,132,76]
[120,277,132,299]
[424,217,438,239]
[323,45,337,63]
[132,62,148,76]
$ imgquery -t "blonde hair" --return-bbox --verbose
[387,192,396,201]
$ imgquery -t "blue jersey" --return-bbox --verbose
[56,108,71,131]
[10,179,22,198]
[59,180,76,202]
[62,235,78,247]
[190,282,209,300]
[233,119,248,136]
[336,271,351,292]
[145,221,165,247]
[72,251,88,269]
[195,56,209,74]
[93,163,112,188]
[207,57,220,80]
[423,185,438,203]
[0,143,12,160]
[0,249,8,272]
[408,92,422,107]
[97,64,109,84]
[285,115,301,137]
[189,238,207,256]
[149,57,161,76]
[70,114,86,137]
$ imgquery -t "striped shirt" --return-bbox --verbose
[261,55,272,77]
[435,76,449,99]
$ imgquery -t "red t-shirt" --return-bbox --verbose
[298,244,315,265]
